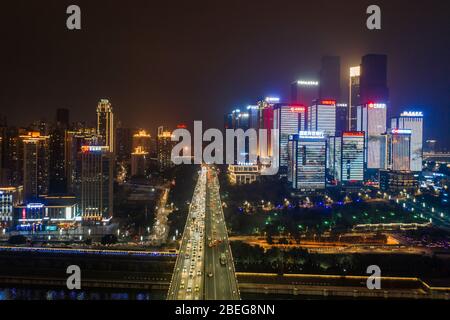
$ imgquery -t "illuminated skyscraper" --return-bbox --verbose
[341,132,365,184]
[357,102,387,169]
[291,80,319,106]
[327,136,342,183]
[49,109,70,194]
[309,99,337,136]
[0,186,22,224]
[20,132,50,201]
[157,127,174,171]
[97,99,115,153]
[115,126,134,163]
[349,66,361,130]
[79,146,113,221]
[387,129,412,171]
[288,131,327,191]
[132,130,151,153]
[273,104,307,172]
[391,112,423,172]
[131,146,148,176]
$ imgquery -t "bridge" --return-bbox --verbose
[167,166,240,300]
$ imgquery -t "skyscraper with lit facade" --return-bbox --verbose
[20,132,50,201]
[391,112,423,172]
[387,128,412,172]
[357,102,387,170]
[131,146,148,177]
[273,104,307,172]
[341,132,365,185]
[97,99,115,153]
[291,80,319,106]
[157,126,174,171]
[79,146,113,221]
[349,66,361,131]
[288,131,327,191]
[309,99,337,136]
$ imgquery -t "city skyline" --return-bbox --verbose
[0,1,449,149]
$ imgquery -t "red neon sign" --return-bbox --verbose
[290,106,306,113]
[320,99,336,105]
[343,132,364,137]
[177,124,187,129]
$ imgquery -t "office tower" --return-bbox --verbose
[288,131,327,191]
[273,104,306,172]
[224,109,250,130]
[327,136,342,183]
[132,130,152,153]
[65,129,97,193]
[2,127,23,187]
[79,146,113,221]
[97,99,115,153]
[319,56,341,101]
[0,186,23,224]
[115,126,134,163]
[257,97,279,162]
[291,80,320,106]
[425,140,437,153]
[379,170,417,193]
[49,110,69,194]
[20,132,50,201]
[387,128,412,171]
[31,120,50,136]
[157,126,174,171]
[360,54,389,104]
[391,111,424,172]
[56,108,70,129]
[131,146,148,176]
[341,132,365,185]
[357,102,387,169]
[0,117,5,184]
[349,66,361,130]
[309,99,337,136]
[247,105,260,130]
[336,103,348,134]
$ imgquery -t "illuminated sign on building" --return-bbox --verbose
[265,97,280,103]
[400,111,424,117]
[320,100,336,106]
[290,106,306,113]
[247,105,259,110]
[81,146,109,153]
[337,103,348,107]
[343,131,365,137]
[26,203,44,209]
[297,80,319,86]
[391,129,412,134]
[299,131,325,139]
[367,102,386,109]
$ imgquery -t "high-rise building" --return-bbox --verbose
[341,132,365,185]
[97,99,115,153]
[288,131,327,191]
[336,103,348,134]
[357,102,387,169]
[247,105,260,130]
[391,111,423,172]
[379,170,417,193]
[65,128,97,194]
[424,140,437,153]
[1,127,23,187]
[157,127,174,172]
[291,80,320,106]
[273,104,307,172]
[132,130,151,153]
[349,66,361,130]
[319,56,341,101]
[0,186,23,224]
[20,132,50,201]
[79,146,113,221]
[309,99,337,136]
[115,126,134,163]
[131,146,148,177]
[387,128,412,171]
[327,136,342,183]
[360,54,389,104]
[49,109,69,194]
[56,108,70,129]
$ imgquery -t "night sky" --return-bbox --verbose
[1,0,449,148]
